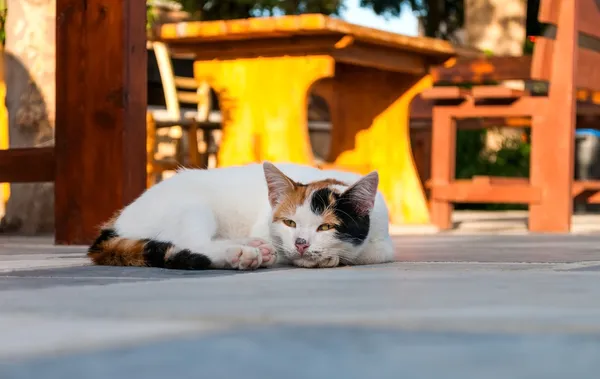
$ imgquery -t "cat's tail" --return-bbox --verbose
[87,228,212,270]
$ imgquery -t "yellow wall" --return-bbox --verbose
[0,77,8,206]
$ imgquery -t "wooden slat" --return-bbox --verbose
[573,180,600,204]
[580,0,600,38]
[471,176,529,186]
[420,87,469,100]
[539,0,600,38]
[0,148,55,183]
[55,0,147,245]
[174,76,197,90]
[177,92,200,104]
[577,47,600,92]
[430,56,532,84]
[428,180,600,200]
[471,86,527,99]
[483,117,531,127]
[531,37,600,92]
[449,97,548,118]
[574,179,600,203]
[154,120,221,130]
[573,180,600,192]
[168,35,341,61]
[431,180,542,204]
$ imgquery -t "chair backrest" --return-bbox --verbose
[151,41,211,120]
[531,0,600,92]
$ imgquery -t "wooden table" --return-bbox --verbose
[158,14,454,224]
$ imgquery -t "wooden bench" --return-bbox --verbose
[0,1,147,244]
[421,0,600,233]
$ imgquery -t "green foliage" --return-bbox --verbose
[359,0,464,39]
[454,129,531,210]
[165,0,465,40]
[523,36,534,55]
[147,3,157,31]
[482,49,494,57]
[0,3,6,46]
[173,0,343,20]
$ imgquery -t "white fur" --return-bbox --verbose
[113,162,395,270]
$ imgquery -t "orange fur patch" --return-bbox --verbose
[319,205,341,226]
[88,237,147,267]
[273,178,347,221]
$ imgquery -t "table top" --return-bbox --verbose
[158,14,455,59]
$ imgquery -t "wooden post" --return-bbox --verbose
[429,107,456,230]
[55,0,147,244]
[529,0,578,233]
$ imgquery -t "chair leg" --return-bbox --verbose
[201,128,213,168]
[529,113,574,233]
[146,112,157,188]
[187,120,201,168]
[429,107,456,230]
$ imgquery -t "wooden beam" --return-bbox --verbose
[431,180,542,204]
[430,56,533,84]
[167,36,341,60]
[55,0,147,245]
[471,86,527,99]
[421,87,469,100]
[333,43,427,75]
[0,148,55,183]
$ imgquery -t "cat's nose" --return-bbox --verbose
[294,238,310,255]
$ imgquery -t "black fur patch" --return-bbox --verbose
[310,187,370,246]
[143,240,172,268]
[165,249,212,270]
[89,228,118,252]
[332,195,370,246]
[310,188,335,215]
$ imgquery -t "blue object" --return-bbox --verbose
[576,129,600,137]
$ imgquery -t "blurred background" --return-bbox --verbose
[1,0,583,236]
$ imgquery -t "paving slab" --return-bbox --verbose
[1,234,600,378]
[3,326,600,379]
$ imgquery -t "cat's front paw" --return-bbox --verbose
[246,238,277,268]
[316,255,339,268]
[292,255,339,269]
[226,245,262,270]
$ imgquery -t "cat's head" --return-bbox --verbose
[263,162,379,268]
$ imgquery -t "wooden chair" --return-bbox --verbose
[422,0,600,233]
[147,41,221,186]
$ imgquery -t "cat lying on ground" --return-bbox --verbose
[88,162,395,270]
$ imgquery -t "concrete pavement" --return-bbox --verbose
[1,234,600,378]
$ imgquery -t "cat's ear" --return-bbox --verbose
[340,171,379,216]
[263,162,297,208]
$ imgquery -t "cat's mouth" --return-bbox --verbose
[292,254,340,268]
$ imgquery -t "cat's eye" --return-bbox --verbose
[282,219,296,228]
[317,224,334,232]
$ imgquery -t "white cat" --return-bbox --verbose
[88,162,395,269]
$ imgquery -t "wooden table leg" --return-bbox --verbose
[328,64,432,225]
[195,56,334,166]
